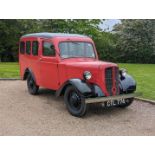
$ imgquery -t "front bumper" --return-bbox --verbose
[85,92,141,104]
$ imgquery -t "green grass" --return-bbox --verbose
[119,63,155,100]
[0,62,20,78]
[0,62,155,100]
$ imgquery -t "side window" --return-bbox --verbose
[43,42,55,57]
[20,41,25,54]
[26,41,31,55]
[32,41,38,56]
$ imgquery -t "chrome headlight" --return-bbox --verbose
[83,71,92,80]
[120,68,127,77]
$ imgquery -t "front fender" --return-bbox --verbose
[119,74,136,93]
[56,79,104,97]
[69,79,92,96]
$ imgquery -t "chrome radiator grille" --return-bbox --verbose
[105,67,119,96]
[115,67,120,95]
[105,67,113,96]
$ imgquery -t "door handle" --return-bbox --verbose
[39,58,43,61]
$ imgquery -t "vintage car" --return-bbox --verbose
[19,33,136,117]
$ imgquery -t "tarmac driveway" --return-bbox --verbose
[0,80,154,136]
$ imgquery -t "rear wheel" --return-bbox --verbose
[27,74,39,95]
[64,86,87,117]
[118,98,134,108]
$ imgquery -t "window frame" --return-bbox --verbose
[26,41,31,55]
[20,41,25,54]
[42,41,56,57]
[58,41,96,59]
[32,41,39,56]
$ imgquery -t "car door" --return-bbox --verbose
[39,39,59,90]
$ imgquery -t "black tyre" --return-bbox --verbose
[118,98,134,108]
[27,74,39,95]
[64,86,87,117]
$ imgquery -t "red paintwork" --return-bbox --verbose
[19,35,118,96]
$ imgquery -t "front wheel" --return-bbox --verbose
[118,98,134,108]
[64,86,87,117]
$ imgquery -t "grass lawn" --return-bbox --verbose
[0,62,155,100]
[0,62,20,78]
[119,63,155,100]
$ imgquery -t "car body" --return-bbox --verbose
[19,33,136,117]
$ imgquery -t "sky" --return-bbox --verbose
[99,19,121,31]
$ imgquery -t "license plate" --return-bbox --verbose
[102,98,126,108]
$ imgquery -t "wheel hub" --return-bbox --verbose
[69,92,81,108]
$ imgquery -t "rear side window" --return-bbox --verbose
[26,41,31,55]
[20,42,25,54]
[43,42,55,57]
[32,41,38,56]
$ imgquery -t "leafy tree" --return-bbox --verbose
[0,20,19,61]
[1,19,155,63]
[41,19,102,34]
[0,19,104,61]
[114,20,155,63]
[41,19,119,61]
[94,31,118,62]
[0,19,43,61]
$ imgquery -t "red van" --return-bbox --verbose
[19,33,136,117]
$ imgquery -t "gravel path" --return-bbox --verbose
[0,81,154,136]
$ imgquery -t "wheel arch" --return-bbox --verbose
[23,68,29,80]
[57,83,72,96]
[56,79,91,97]
[23,68,36,83]
[56,78,104,97]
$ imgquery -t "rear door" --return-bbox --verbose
[39,39,59,90]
